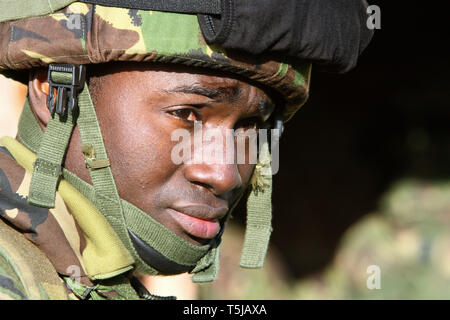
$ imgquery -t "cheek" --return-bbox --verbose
[96,103,179,207]
[238,163,256,188]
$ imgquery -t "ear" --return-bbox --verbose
[28,68,51,126]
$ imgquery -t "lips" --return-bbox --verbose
[168,204,228,240]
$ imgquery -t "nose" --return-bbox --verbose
[184,162,243,196]
[184,127,243,196]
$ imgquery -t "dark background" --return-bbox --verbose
[235,2,450,279]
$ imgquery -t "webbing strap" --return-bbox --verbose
[63,275,140,300]
[18,100,43,154]
[80,0,221,14]
[28,72,75,208]
[191,242,221,283]
[240,142,273,268]
[73,74,214,277]
[18,80,216,278]
[74,75,133,260]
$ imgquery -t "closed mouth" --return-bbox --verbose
[167,204,228,240]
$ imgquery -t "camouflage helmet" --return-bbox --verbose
[0,1,312,121]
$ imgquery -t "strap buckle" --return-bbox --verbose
[46,64,86,118]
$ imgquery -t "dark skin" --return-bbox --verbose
[27,63,275,246]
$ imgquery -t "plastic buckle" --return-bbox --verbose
[46,64,86,118]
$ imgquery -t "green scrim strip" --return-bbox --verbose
[293,62,312,87]
[276,63,289,77]
[240,142,273,268]
[80,38,86,52]
[293,70,306,87]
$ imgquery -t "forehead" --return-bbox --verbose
[90,63,277,118]
[94,63,274,101]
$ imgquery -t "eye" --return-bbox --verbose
[168,108,200,122]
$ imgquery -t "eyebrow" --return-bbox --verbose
[167,83,276,118]
[167,84,243,102]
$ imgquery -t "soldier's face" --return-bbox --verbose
[61,64,276,245]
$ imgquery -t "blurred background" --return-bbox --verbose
[1,1,448,299]
[198,1,450,299]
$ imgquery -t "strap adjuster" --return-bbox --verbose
[46,64,86,118]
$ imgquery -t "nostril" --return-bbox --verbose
[191,180,212,192]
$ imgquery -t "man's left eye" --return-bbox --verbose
[169,108,200,122]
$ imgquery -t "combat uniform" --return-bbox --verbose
[0,137,141,299]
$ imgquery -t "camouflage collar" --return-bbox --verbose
[0,136,135,282]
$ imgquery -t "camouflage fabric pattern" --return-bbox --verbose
[0,146,67,299]
[0,2,311,121]
[0,144,140,299]
[0,146,91,283]
[0,215,68,299]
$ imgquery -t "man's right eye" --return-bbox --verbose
[168,108,200,122]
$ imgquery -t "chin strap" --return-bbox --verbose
[190,237,221,282]
[28,65,85,208]
[23,63,222,282]
[23,62,274,283]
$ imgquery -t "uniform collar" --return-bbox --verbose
[0,136,135,281]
